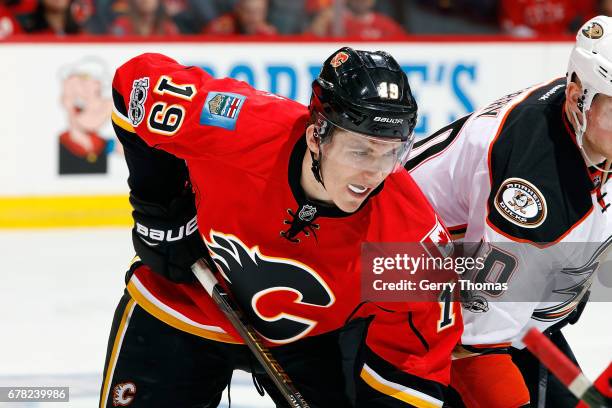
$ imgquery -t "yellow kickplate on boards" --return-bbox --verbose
[0,195,131,228]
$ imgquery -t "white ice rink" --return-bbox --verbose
[0,228,610,407]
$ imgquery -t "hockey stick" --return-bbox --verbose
[522,328,611,408]
[192,258,310,408]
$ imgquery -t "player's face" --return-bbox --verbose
[320,129,400,213]
[585,93,612,161]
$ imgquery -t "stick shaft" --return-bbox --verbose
[192,259,310,408]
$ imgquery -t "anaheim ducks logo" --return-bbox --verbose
[582,21,604,39]
[330,51,349,68]
[112,382,136,406]
[494,178,547,228]
[510,190,534,214]
[205,230,335,344]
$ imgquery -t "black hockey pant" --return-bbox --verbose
[98,291,356,408]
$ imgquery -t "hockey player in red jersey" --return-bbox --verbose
[99,47,462,407]
[407,16,612,408]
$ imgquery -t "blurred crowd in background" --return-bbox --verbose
[0,0,608,39]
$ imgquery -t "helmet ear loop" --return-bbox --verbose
[572,91,612,172]
[572,94,588,148]
[310,128,326,187]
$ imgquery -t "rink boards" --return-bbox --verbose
[0,39,572,227]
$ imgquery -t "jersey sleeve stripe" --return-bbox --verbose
[112,87,128,117]
[600,160,612,186]
[447,224,467,239]
[360,364,443,408]
[485,204,594,248]
[450,231,466,240]
[126,275,241,344]
[111,107,135,133]
[452,343,511,359]
[532,304,578,321]
[447,224,467,233]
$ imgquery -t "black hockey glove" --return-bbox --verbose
[130,190,208,283]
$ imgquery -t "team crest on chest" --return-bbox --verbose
[495,178,547,228]
[204,230,335,343]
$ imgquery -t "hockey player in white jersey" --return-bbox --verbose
[407,16,612,408]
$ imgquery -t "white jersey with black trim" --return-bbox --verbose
[407,77,611,347]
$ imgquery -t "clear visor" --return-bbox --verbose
[319,124,415,175]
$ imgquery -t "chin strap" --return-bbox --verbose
[310,147,326,187]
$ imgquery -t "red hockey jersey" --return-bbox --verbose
[111,53,461,406]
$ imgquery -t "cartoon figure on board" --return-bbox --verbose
[58,57,117,175]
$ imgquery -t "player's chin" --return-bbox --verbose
[335,200,361,213]
[335,193,368,213]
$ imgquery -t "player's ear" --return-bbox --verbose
[305,124,320,156]
[566,78,583,113]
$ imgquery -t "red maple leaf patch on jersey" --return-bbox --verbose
[437,230,450,246]
[421,217,454,259]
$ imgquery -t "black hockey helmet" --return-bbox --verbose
[309,47,418,142]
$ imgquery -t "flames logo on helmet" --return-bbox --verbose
[205,231,335,344]
[330,51,349,68]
